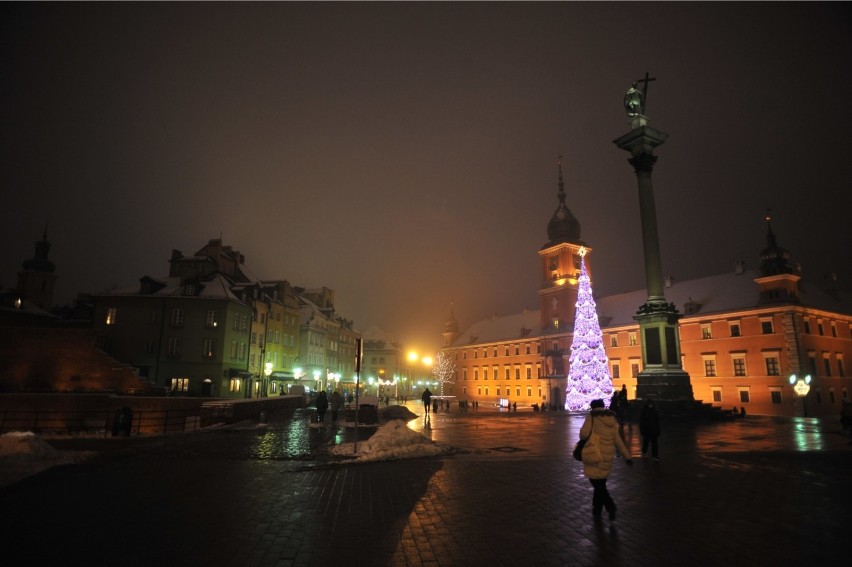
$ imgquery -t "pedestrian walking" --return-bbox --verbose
[579,398,632,521]
[841,401,852,444]
[422,388,432,415]
[330,390,342,422]
[315,391,328,422]
[639,399,661,460]
[610,391,622,423]
[618,384,629,424]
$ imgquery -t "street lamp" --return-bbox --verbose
[789,374,812,417]
[264,362,273,398]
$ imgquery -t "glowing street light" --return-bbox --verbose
[264,362,273,398]
[789,374,812,417]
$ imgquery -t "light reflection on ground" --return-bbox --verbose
[401,401,847,460]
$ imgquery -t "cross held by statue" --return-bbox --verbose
[635,72,657,114]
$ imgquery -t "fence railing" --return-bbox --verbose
[0,405,235,436]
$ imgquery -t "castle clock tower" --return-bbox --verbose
[16,228,58,311]
[538,160,589,334]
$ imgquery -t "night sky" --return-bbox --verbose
[2,3,850,353]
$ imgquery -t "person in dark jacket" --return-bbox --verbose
[421,388,432,415]
[315,391,329,422]
[639,399,661,460]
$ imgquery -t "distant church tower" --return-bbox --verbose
[442,302,460,347]
[538,159,589,333]
[17,228,58,310]
[754,211,801,304]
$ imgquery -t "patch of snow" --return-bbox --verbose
[329,419,452,463]
[0,432,93,487]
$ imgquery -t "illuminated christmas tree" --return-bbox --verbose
[431,351,456,397]
[565,248,614,411]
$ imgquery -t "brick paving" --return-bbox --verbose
[1,403,850,566]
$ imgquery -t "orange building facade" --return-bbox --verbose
[440,171,851,418]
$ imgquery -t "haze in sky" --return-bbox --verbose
[2,3,850,353]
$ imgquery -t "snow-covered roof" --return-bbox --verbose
[97,274,245,303]
[455,269,851,344]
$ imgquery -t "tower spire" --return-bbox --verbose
[545,156,582,247]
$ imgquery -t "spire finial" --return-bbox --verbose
[557,156,566,204]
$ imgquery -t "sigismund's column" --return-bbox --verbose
[613,76,693,402]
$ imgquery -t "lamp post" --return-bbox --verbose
[264,362,273,398]
[789,374,812,417]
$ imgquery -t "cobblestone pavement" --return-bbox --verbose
[2,403,850,566]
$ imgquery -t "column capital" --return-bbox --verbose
[628,153,658,174]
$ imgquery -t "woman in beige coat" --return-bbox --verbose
[579,398,632,521]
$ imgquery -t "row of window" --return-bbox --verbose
[464,386,541,398]
[457,342,550,360]
[710,386,850,406]
[461,364,544,380]
[106,307,304,335]
[695,352,845,378]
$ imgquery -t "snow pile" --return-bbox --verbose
[329,419,452,462]
[0,432,88,486]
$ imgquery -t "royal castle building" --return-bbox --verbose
[440,167,852,418]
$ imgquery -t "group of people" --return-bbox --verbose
[578,395,661,522]
[313,390,343,423]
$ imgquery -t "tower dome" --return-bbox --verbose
[545,160,583,247]
[759,211,794,276]
[21,229,56,274]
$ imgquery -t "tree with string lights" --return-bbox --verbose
[565,248,614,411]
[431,351,456,397]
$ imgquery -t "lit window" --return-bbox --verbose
[733,357,747,377]
[170,377,189,392]
[229,378,242,393]
[105,307,117,326]
[703,357,717,377]
[206,310,218,328]
[701,326,712,339]
[171,308,184,327]
[629,333,637,346]
[610,336,618,347]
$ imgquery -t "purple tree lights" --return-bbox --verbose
[565,249,614,411]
